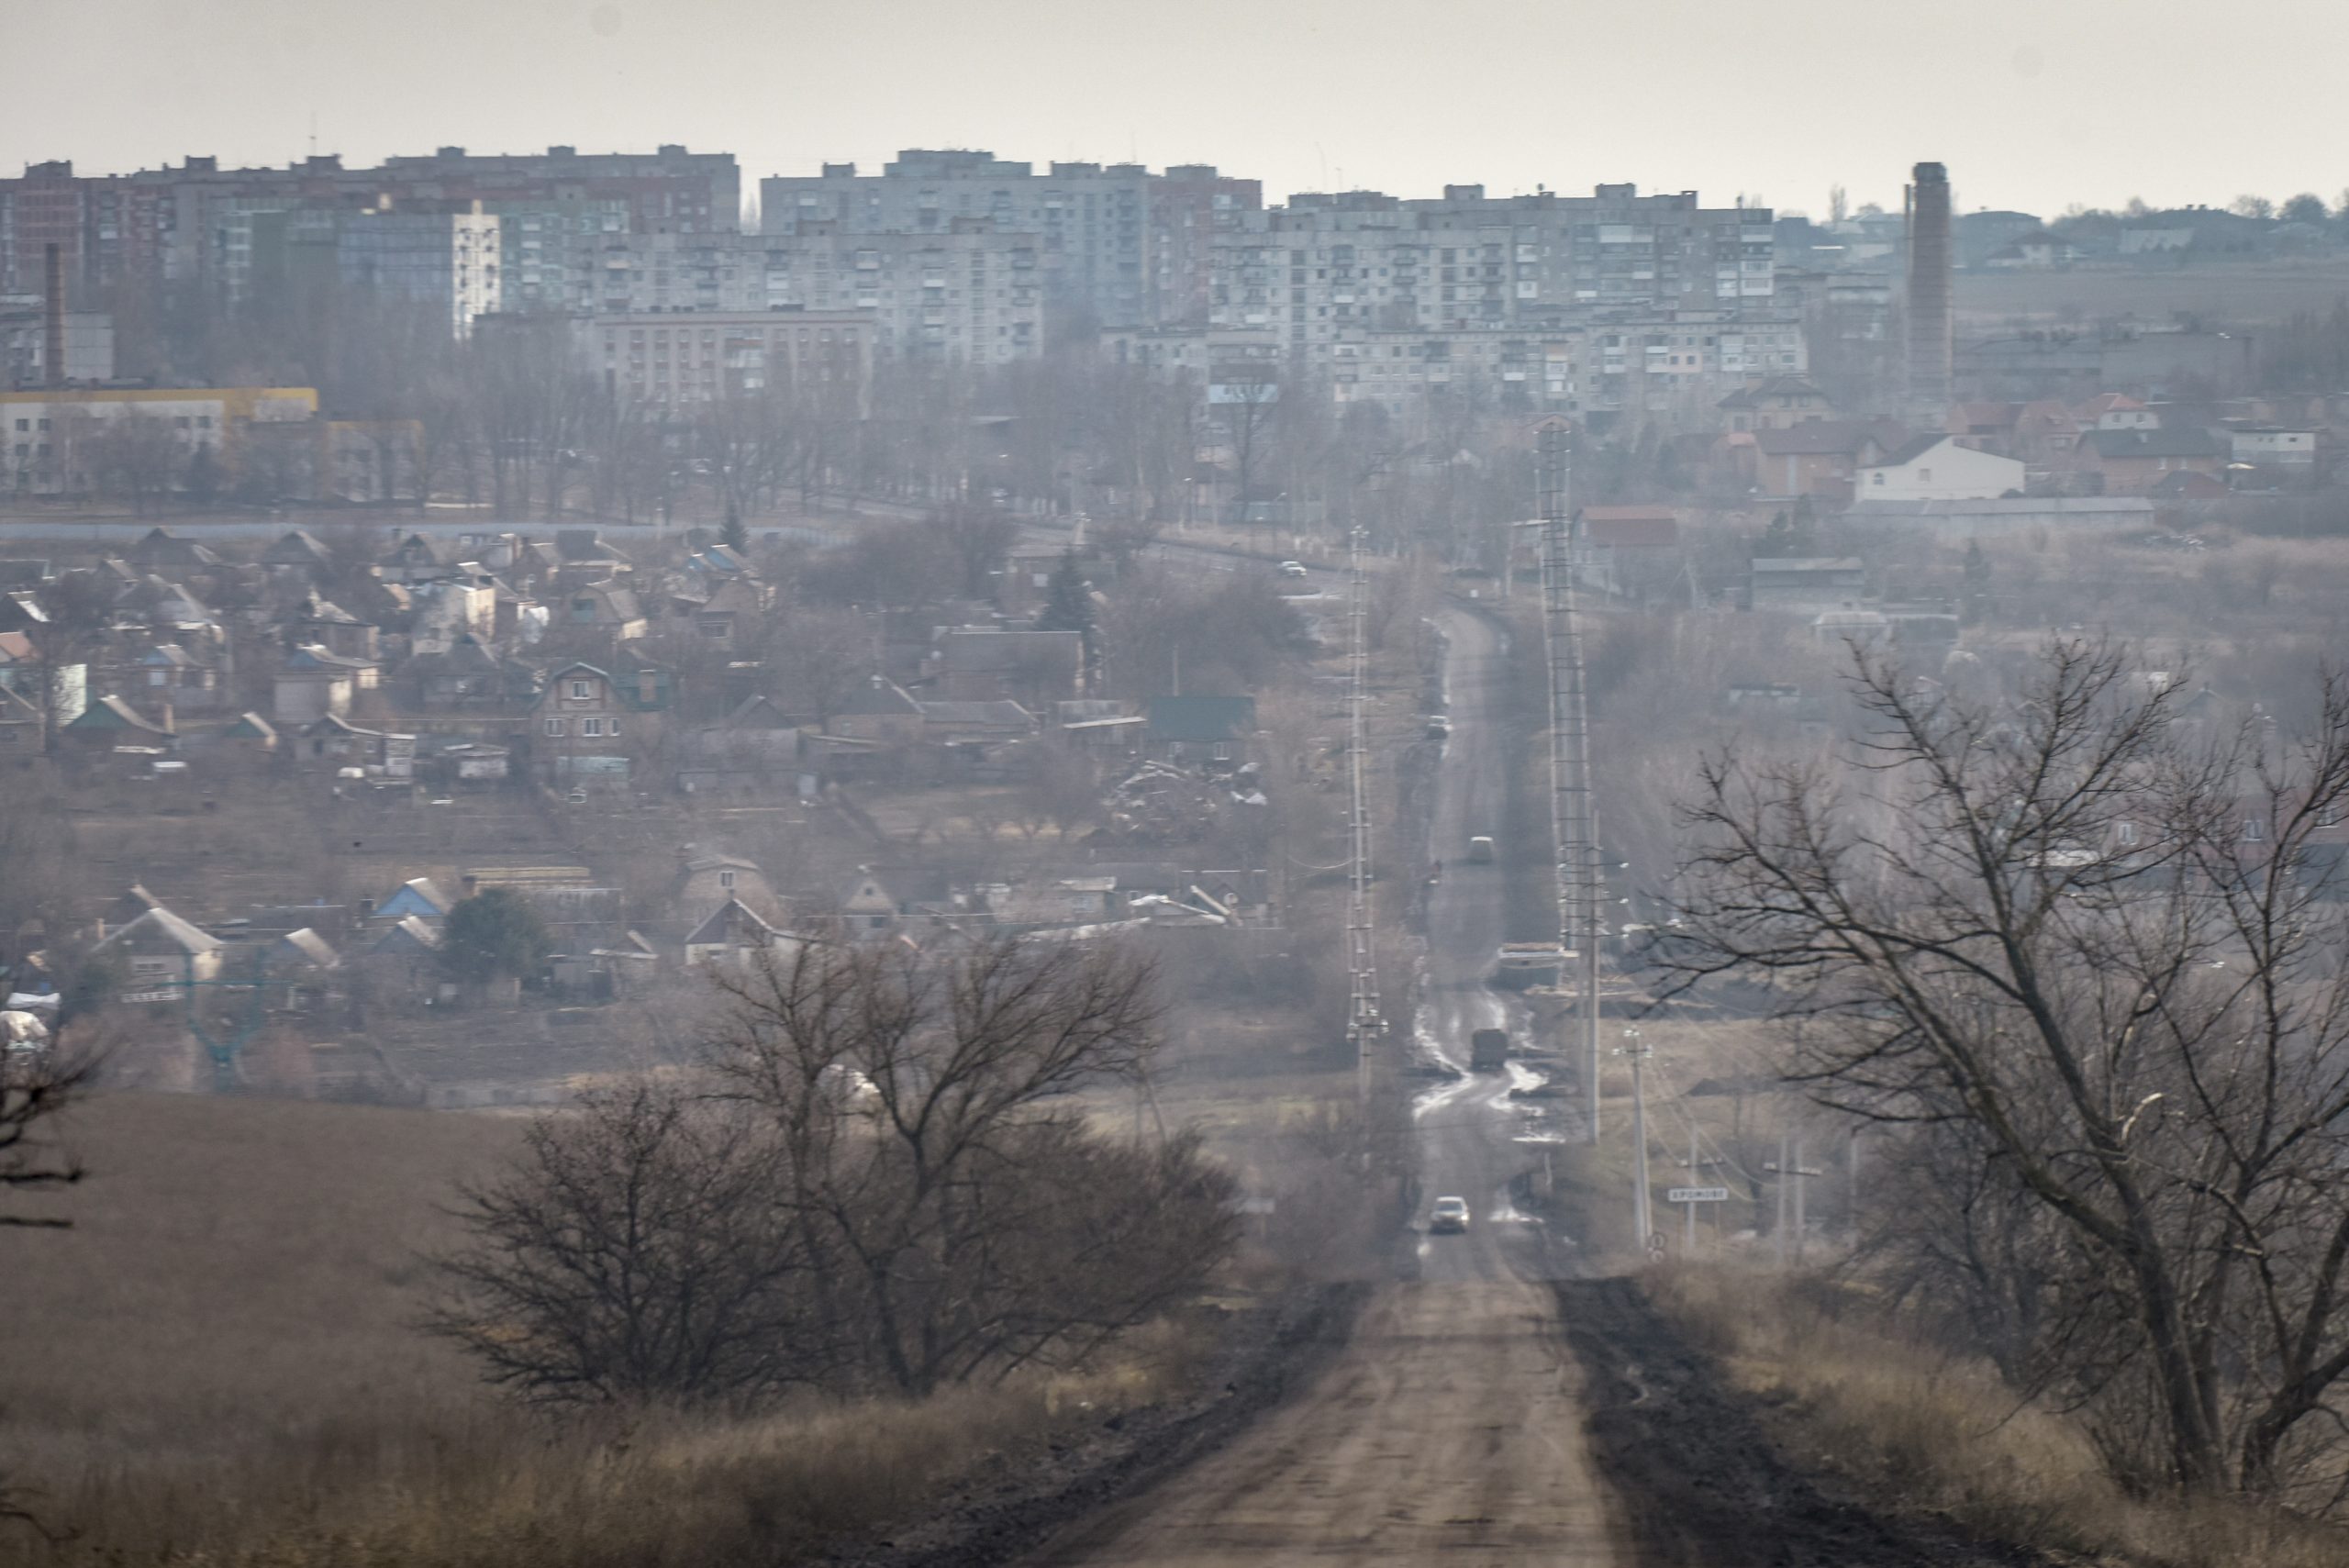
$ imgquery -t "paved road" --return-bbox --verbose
[1020,603,1624,1566]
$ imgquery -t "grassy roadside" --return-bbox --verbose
[1644,1262,2349,1568]
[0,1092,1213,1567]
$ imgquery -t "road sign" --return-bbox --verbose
[1667,1186,1731,1204]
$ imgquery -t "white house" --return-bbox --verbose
[1856,435,2024,502]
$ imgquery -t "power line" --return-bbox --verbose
[1537,418,1602,1145]
[1346,524,1386,1113]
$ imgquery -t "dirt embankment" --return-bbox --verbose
[818,1284,1367,1568]
[1555,1275,2059,1568]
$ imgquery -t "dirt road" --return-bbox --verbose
[1023,1279,1627,1566]
[1019,605,1631,1565]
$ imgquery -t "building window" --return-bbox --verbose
[571,680,591,699]
[718,869,735,889]
[580,717,603,738]
[2115,820,2138,846]
[2243,817,2266,843]
[543,717,566,737]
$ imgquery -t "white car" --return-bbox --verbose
[1278,560,1308,578]
[1430,1195,1471,1234]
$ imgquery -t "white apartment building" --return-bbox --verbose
[762,151,1152,328]
[601,228,1042,365]
[1207,184,1776,353]
[577,309,874,408]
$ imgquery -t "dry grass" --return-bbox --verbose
[0,1092,1194,1567]
[1647,1261,2349,1568]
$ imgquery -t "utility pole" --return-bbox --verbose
[1346,524,1385,1116]
[1776,1124,1791,1268]
[1687,1117,1700,1253]
[1537,418,1601,1144]
[1619,1028,1653,1253]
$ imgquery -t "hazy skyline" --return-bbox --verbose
[11,0,2347,220]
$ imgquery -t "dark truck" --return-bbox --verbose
[1469,1028,1509,1073]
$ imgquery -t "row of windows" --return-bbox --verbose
[542,716,619,738]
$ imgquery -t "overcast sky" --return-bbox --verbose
[10,0,2345,220]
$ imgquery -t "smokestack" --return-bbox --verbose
[43,242,65,389]
[1904,161,1953,426]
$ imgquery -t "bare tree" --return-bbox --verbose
[1674,638,2349,1499]
[1,1043,89,1230]
[428,1079,816,1406]
[703,935,1236,1396]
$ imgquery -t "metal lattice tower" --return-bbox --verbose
[1346,526,1386,1105]
[1538,420,1604,1145]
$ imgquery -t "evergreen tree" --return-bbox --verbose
[437,889,551,989]
[720,502,749,556]
[1038,550,1094,638]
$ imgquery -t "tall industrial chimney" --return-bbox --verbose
[43,242,66,389]
[1904,161,1953,425]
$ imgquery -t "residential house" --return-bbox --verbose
[1056,698,1146,758]
[2077,393,2157,432]
[829,677,925,745]
[531,661,634,789]
[1717,375,1835,433]
[668,574,769,650]
[1946,403,2021,455]
[2078,428,2229,495]
[373,876,452,924]
[61,692,174,753]
[273,643,379,723]
[553,529,630,576]
[218,711,278,752]
[683,898,801,969]
[372,914,442,963]
[127,527,222,572]
[285,593,379,662]
[918,698,1036,744]
[1855,435,2025,501]
[680,694,802,794]
[556,581,647,640]
[2229,427,2318,471]
[1744,420,1904,501]
[299,714,416,776]
[2013,399,2084,462]
[0,628,85,730]
[259,529,333,573]
[95,904,222,1001]
[135,642,223,712]
[1144,695,1256,766]
[673,849,776,920]
[935,627,1084,705]
[383,533,462,584]
[1750,557,1868,614]
[391,633,540,713]
[0,683,40,751]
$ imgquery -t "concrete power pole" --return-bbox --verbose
[1537,419,1602,1143]
[1620,1028,1653,1252]
[1346,525,1386,1113]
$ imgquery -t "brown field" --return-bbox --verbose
[1955,259,2349,328]
[0,1092,1188,1567]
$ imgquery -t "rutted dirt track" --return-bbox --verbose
[1022,1279,1628,1565]
[1557,1277,2052,1568]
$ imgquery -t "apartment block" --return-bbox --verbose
[762,151,1260,329]
[576,309,874,408]
[1208,184,1776,350]
[601,227,1041,365]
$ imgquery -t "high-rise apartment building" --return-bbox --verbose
[602,227,1041,365]
[1208,184,1776,360]
[574,309,873,409]
[761,151,1261,329]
